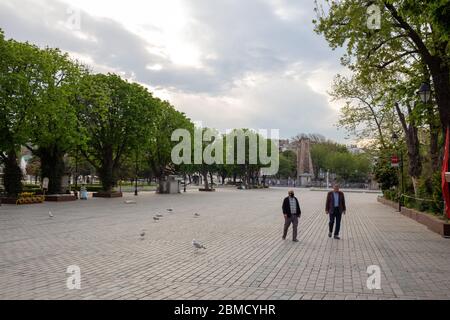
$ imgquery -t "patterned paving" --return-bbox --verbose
[1,188,449,300]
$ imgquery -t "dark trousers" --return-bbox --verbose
[283,215,299,240]
[329,207,342,236]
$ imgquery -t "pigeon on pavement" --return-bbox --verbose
[153,217,160,222]
[192,239,206,250]
[49,211,54,219]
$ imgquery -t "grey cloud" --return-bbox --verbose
[0,0,342,94]
[0,0,349,141]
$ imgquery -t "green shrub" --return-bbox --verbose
[22,185,42,193]
[374,161,398,191]
[383,189,399,202]
[401,172,444,215]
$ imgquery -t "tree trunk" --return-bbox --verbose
[38,145,65,195]
[221,173,226,185]
[203,171,209,190]
[98,146,115,193]
[3,151,23,196]
[209,172,214,187]
[429,119,440,172]
[429,63,450,134]
[395,103,422,195]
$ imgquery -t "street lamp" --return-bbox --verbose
[392,132,404,211]
[74,146,79,199]
[418,82,431,104]
[134,149,139,196]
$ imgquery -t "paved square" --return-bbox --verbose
[1,188,450,300]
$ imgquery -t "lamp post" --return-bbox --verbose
[134,148,139,197]
[75,146,79,199]
[392,132,404,212]
[418,82,431,104]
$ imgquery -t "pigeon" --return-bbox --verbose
[192,239,206,250]
[167,208,173,212]
[140,231,146,238]
[153,217,160,222]
[156,214,163,218]
[48,211,54,219]
[194,213,200,217]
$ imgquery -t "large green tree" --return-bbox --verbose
[146,101,193,180]
[25,48,84,194]
[314,0,450,156]
[76,73,158,193]
[0,32,42,196]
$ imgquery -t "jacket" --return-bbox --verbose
[326,191,346,214]
[282,196,302,217]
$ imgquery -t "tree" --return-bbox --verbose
[278,150,297,179]
[0,32,42,196]
[25,47,84,194]
[146,101,193,181]
[331,74,396,149]
[76,74,158,193]
[311,140,372,183]
[314,0,450,163]
[26,156,41,184]
[374,157,399,191]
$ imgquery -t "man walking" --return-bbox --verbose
[282,190,301,242]
[325,184,346,240]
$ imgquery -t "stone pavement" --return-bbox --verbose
[1,188,450,300]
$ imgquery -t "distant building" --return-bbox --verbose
[348,145,364,155]
[279,139,291,152]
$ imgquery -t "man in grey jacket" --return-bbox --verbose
[282,190,301,242]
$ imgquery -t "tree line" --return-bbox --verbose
[0,29,278,196]
[277,136,372,184]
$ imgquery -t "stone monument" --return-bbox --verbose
[296,138,314,187]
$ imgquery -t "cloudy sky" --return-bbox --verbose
[0,0,350,141]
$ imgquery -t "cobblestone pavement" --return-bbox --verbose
[1,188,450,300]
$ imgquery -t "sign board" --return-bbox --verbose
[42,178,49,189]
[391,156,399,168]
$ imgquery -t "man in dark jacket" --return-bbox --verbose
[282,190,301,242]
[325,184,346,239]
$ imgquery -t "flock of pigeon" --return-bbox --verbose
[141,208,206,253]
[47,204,207,253]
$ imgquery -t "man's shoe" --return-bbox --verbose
[334,235,340,240]
[292,239,299,242]
[328,233,332,238]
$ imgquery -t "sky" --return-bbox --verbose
[0,0,351,142]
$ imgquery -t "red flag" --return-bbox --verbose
[442,127,450,219]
